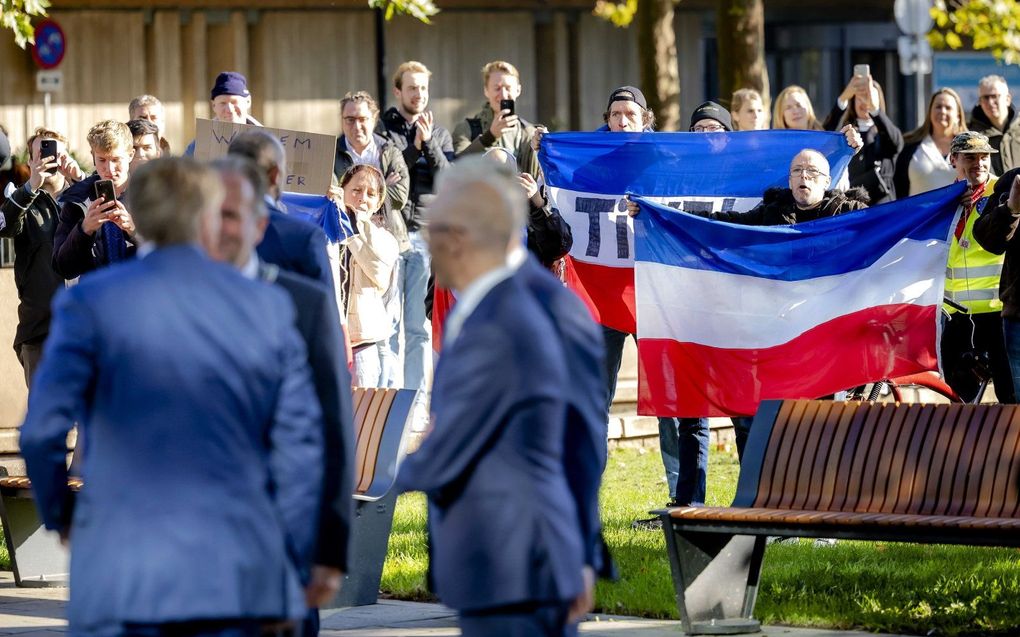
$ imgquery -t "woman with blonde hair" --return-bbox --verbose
[772,85,823,130]
[731,88,769,131]
[894,88,968,197]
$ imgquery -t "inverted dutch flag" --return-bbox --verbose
[633,182,965,417]
[539,130,855,334]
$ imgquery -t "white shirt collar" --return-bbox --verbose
[507,245,527,271]
[344,137,382,169]
[443,262,515,347]
[241,253,260,280]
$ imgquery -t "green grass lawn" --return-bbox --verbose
[381,447,1020,635]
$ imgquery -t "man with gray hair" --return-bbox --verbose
[211,154,355,636]
[395,157,593,636]
[228,129,336,293]
[20,156,324,637]
[969,74,1020,174]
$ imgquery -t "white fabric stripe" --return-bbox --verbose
[548,187,762,267]
[636,238,947,349]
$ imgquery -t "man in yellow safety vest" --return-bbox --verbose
[941,131,1015,403]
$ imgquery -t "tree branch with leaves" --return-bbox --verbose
[1,0,50,48]
[929,0,1020,65]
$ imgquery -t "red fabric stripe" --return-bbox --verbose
[637,304,939,417]
[563,257,636,334]
[431,285,456,355]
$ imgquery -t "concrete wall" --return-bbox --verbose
[0,270,27,430]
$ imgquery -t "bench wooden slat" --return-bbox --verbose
[973,407,1014,517]
[815,402,864,511]
[356,389,397,495]
[801,401,844,511]
[857,403,902,512]
[775,400,822,510]
[952,405,996,517]
[998,408,1020,518]
[876,402,919,514]
[666,506,1020,530]
[753,400,798,508]
[788,400,832,511]
[894,403,935,514]
[354,389,392,495]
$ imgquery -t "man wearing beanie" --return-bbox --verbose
[689,101,733,132]
[550,86,712,528]
[185,71,263,156]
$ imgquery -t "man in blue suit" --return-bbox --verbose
[395,158,592,637]
[211,155,355,633]
[19,157,324,637]
[227,130,335,291]
[510,247,616,584]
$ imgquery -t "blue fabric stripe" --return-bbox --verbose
[634,182,965,281]
[539,130,854,196]
[280,192,353,243]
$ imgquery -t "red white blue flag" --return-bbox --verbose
[632,182,964,417]
[539,130,856,334]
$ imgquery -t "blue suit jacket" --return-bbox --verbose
[19,245,324,634]
[515,256,615,579]
[262,264,355,571]
[257,201,335,292]
[394,274,584,612]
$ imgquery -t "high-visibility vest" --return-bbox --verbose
[944,178,1003,314]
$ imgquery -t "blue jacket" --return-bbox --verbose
[395,274,584,611]
[515,255,614,579]
[262,264,355,571]
[257,200,335,292]
[19,245,323,634]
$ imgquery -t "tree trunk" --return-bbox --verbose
[716,0,769,108]
[636,0,681,131]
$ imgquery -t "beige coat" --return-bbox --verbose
[344,215,399,347]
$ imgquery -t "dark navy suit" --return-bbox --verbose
[262,264,354,571]
[19,245,324,637]
[515,255,615,580]
[395,273,583,636]
[257,199,335,292]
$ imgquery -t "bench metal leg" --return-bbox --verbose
[326,492,398,608]
[0,494,68,587]
[661,517,765,635]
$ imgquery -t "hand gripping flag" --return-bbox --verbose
[538,130,855,334]
[633,182,965,417]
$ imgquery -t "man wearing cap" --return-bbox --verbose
[185,71,263,156]
[941,132,1014,403]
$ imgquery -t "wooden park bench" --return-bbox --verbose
[655,399,1020,635]
[0,387,418,598]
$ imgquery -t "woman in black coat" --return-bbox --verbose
[823,75,904,204]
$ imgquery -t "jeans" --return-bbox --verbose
[390,231,431,391]
[602,325,709,505]
[1002,318,1020,400]
[733,416,753,460]
[354,341,395,388]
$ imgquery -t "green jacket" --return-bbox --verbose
[452,103,540,178]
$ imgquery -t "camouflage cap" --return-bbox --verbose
[951,131,998,155]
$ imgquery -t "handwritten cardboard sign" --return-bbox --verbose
[193,119,336,195]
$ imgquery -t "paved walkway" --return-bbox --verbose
[0,573,907,637]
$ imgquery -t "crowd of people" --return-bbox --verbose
[4,56,1020,637]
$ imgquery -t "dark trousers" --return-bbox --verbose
[459,601,575,637]
[16,340,44,389]
[602,325,709,506]
[941,311,1015,403]
[118,619,289,637]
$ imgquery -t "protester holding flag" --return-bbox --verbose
[338,164,401,388]
[940,132,1014,404]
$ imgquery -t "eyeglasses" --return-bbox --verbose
[692,123,726,133]
[790,167,828,180]
[979,94,1006,102]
